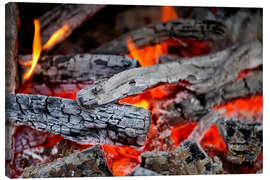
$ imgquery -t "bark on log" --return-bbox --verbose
[6,93,151,149]
[217,118,262,164]
[39,4,105,51]
[91,19,227,55]
[23,145,112,178]
[5,3,19,178]
[141,140,224,175]
[154,70,262,126]
[77,40,262,109]
[19,54,139,83]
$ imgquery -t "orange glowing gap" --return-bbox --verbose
[23,19,42,80]
[42,23,69,51]
[161,6,178,22]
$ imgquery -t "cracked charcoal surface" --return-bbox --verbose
[6,93,151,149]
[23,145,112,178]
[77,40,262,108]
[218,118,262,164]
[141,140,224,175]
[129,167,161,176]
[19,54,139,83]
[91,19,227,55]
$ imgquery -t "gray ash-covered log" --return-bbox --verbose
[19,54,139,83]
[129,167,161,176]
[6,93,151,149]
[23,145,112,178]
[141,140,224,175]
[91,19,227,55]
[218,118,262,164]
[77,40,262,109]
[39,4,105,51]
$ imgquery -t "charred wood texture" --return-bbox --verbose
[218,118,262,164]
[19,54,139,83]
[129,167,161,176]
[6,94,151,149]
[141,140,224,175]
[155,70,262,126]
[39,4,104,51]
[77,40,262,109]
[91,19,227,55]
[23,145,112,178]
[5,3,19,178]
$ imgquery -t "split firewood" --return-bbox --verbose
[141,140,224,175]
[217,118,262,164]
[91,19,227,55]
[23,145,112,178]
[129,167,161,176]
[77,40,262,109]
[154,70,262,126]
[5,3,19,177]
[6,93,151,149]
[19,54,139,83]
[39,4,105,51]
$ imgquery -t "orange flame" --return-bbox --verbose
[161,6,178,22]
[23,19,42,80]
[42,23,69,51]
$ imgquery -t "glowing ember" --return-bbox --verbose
[42,23,69,51]
[170,123,197,146]
[215,94,263,120]
[23,19,42,80]
[102,145,141,176]
[161,6,178,22]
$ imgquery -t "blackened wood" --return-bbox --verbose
[217,118,262,164]
[23,145,112,178]
[5,2,19,93]
[129,167,161,176]
[5,3,19,178]
[91,19,227,55]
[77,40,262,109]
[154,70,262,126]
[6,93,151,149]
[19,54,139,83]
[141,140,224,175]
[39,4,105,51]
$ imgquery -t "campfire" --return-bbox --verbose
[5,3,262,178]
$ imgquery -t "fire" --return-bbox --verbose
[23,19,42,80]
[42,23,69,51]
[161,6,178,22]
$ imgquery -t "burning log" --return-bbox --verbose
[217,118,262,164]
[91,19,227,55]
[39,4,105,51]
[23,145,112,178]
[19,54,139,83]
[141,140,224,175]
[129,167,161,176]
[6,93,151,149]
[155,70,262,126]
[77,40,262,109]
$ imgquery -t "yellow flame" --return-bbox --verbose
[132,100,150,110]
[42,23,69,51]
[23,19,42,80]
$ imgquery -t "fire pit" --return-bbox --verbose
[5,3,262,178]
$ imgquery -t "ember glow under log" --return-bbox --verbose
[6,94,151,149]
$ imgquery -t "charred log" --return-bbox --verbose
[217,118,262,164]
[23,145,112,178]
[77,40,262,109]
[141,140,224,175]
[39,4,105,51]
[6,93,151,149]
[19,54,139,83]
[91,19,227,55]
[129,167,161,176]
